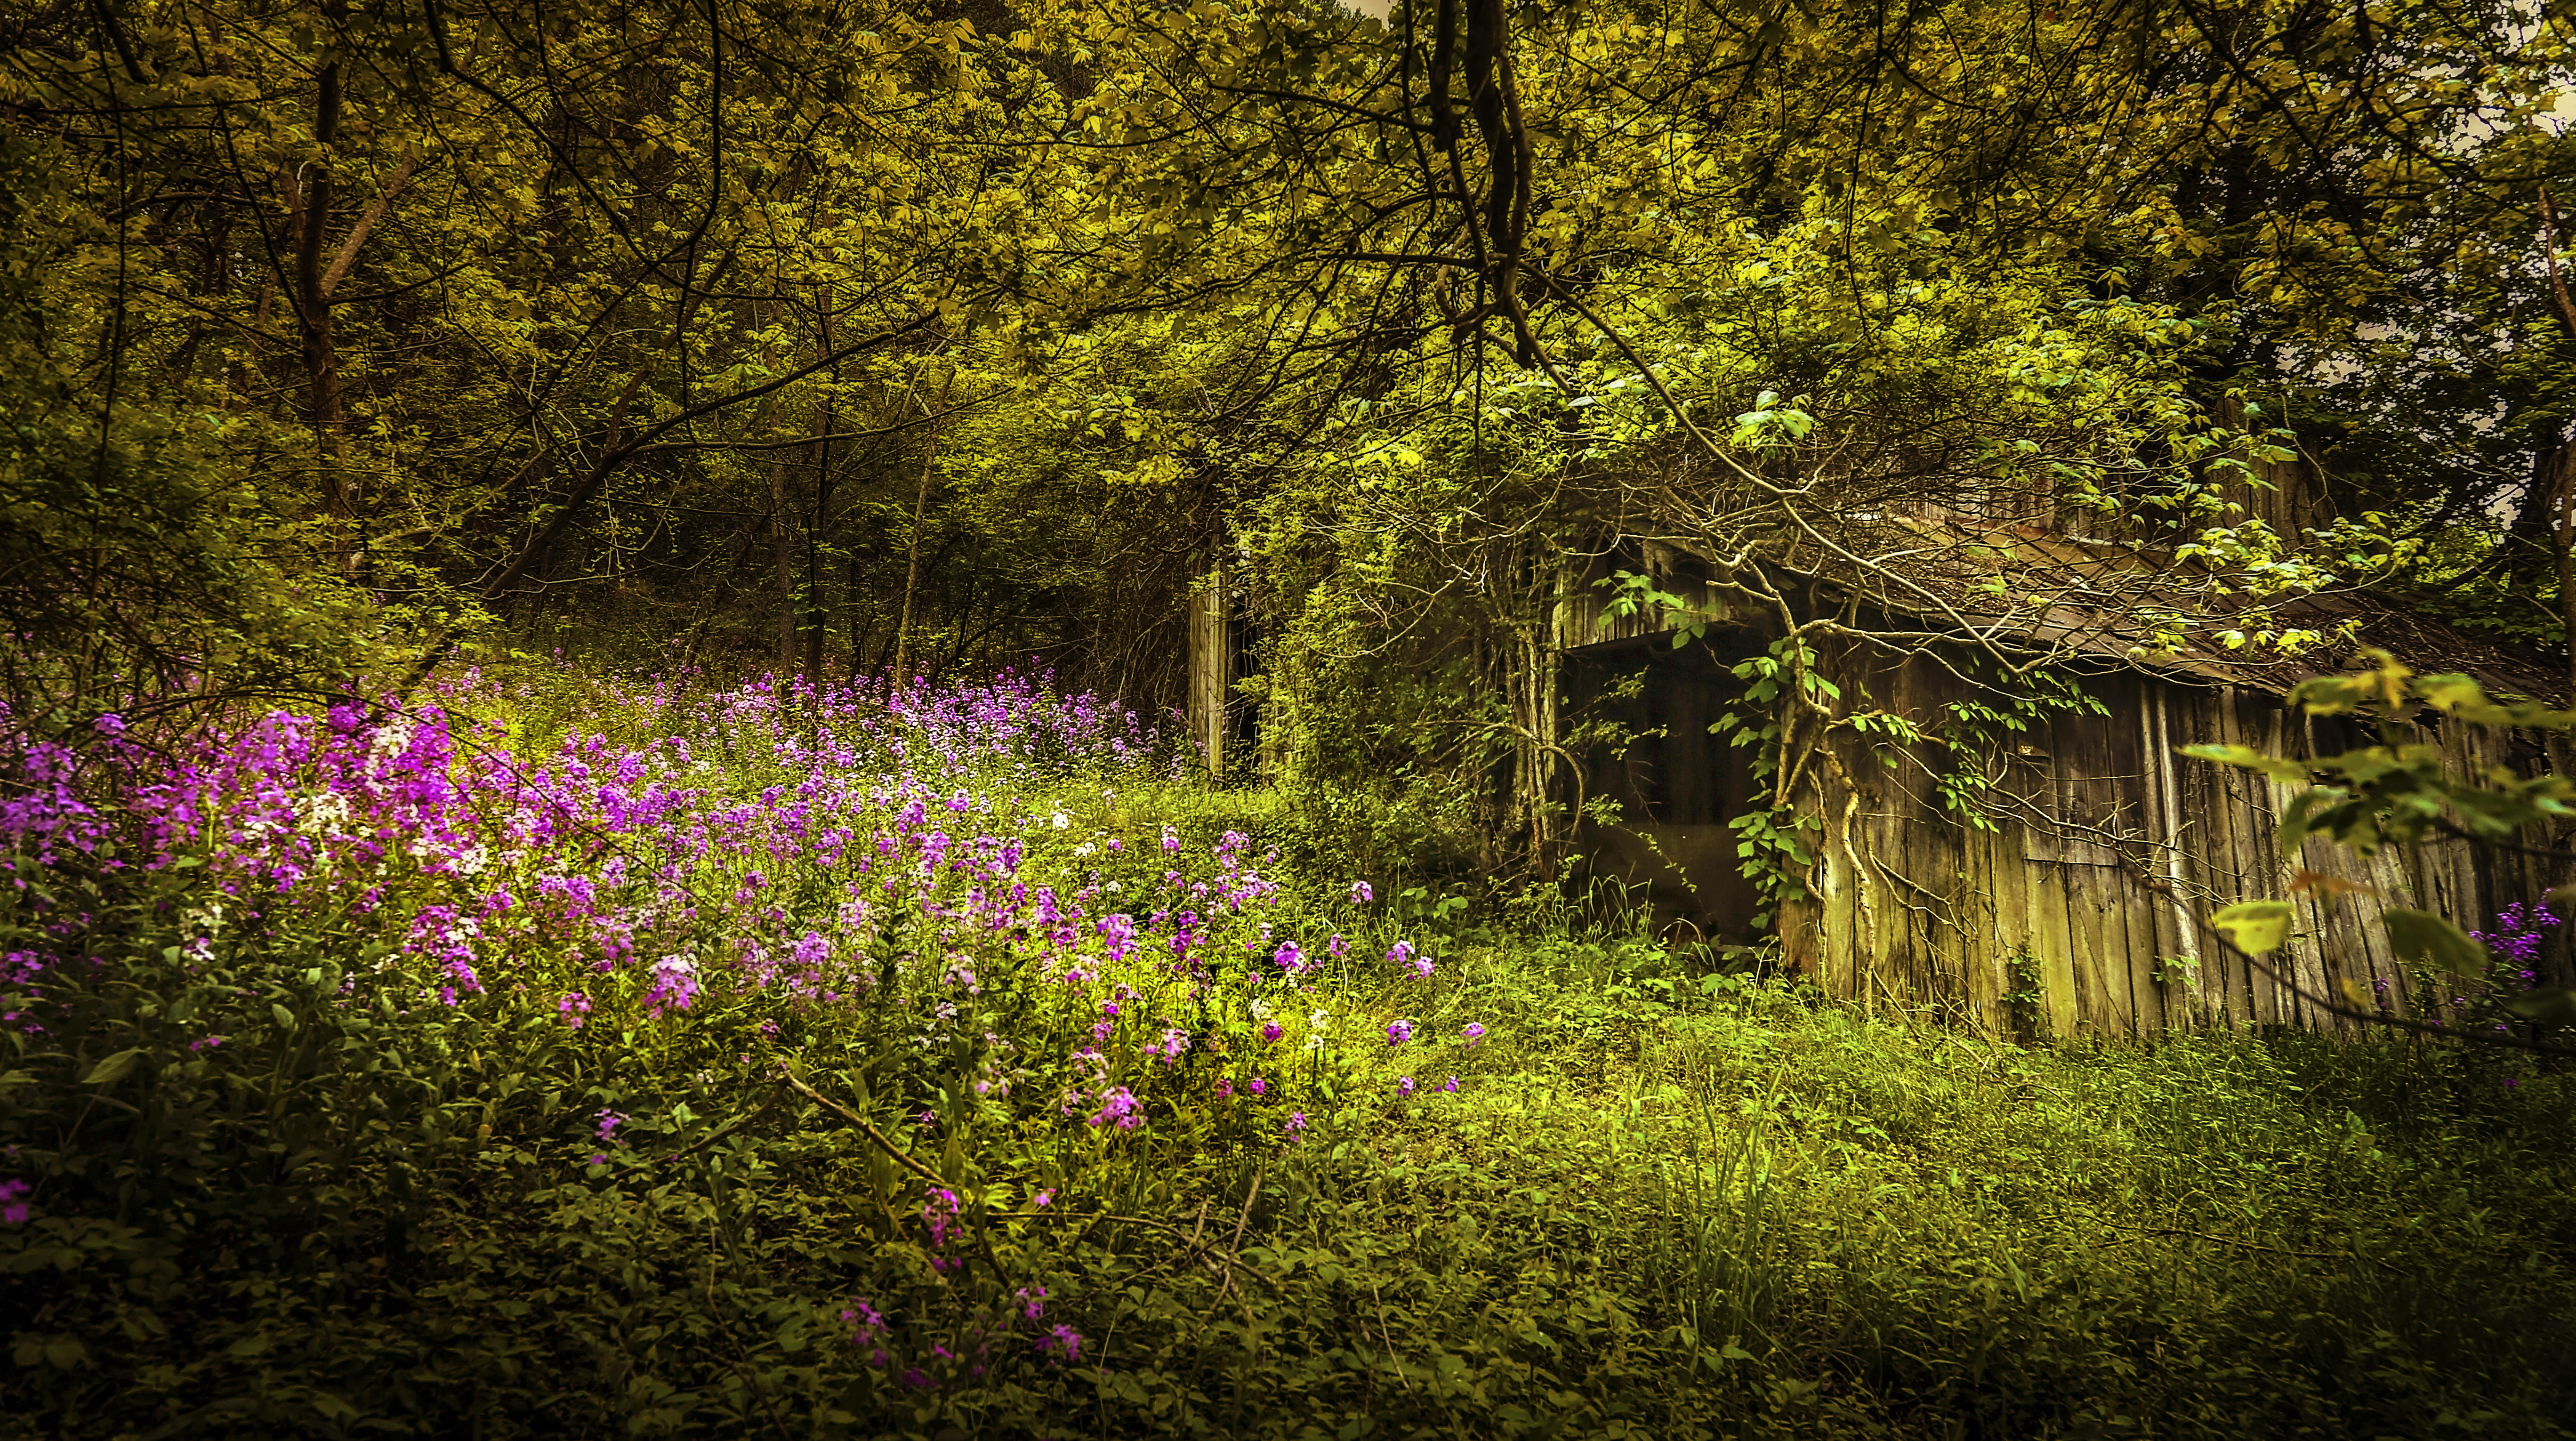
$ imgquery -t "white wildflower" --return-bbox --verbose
[367,721,415,765]
[292,791,353,837]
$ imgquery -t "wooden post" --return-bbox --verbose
[1188,555,1231,781]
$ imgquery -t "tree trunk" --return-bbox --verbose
[771,443,797,680]
[802,303,837,685]
[2556,443,2576,708]
[846,546,870,680]
[296,58,352,562]
[891,367,953,692]
[802,435,833,684]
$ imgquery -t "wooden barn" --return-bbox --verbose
[1188,516,2573,1039]
[1549,530,2572,1038]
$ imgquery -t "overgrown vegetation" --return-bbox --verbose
[3,663,2571,1439]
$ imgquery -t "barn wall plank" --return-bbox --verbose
[2141,685,2204,1028]
[2195,685,2256,1026]
[2219,689,2288,1025]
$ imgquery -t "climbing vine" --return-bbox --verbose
[1688,625,2110,937]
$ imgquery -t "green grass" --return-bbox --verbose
[1195,950,2576,1439]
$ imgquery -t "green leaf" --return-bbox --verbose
[2382,908,2487,977]
[2502,987,2576,1028]
[2211,901,2296,955]
[79,1048,144,1085]
[2179,743,2310,783]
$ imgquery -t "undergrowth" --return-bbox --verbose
[0,664,2568,1439]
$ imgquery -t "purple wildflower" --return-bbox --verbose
[1097,913,1137,964]
[644,953,699,1014]
[1088,1086,1142,1130]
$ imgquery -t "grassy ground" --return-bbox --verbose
[1304,947,2576,1438]
[2,666,2569,1439]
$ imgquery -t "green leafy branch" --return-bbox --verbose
[1595,569,1722,650]
[2187,650,2576,1042]
[1708,638,1840,932]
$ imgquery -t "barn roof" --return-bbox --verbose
[1557,517,2558,702]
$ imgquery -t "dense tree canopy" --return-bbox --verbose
[4,0,2572,782]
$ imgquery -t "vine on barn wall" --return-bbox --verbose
[1676,616,2112,939]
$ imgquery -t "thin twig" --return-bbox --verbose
[775,1066,944,1183]
[1372,1280,1413,1393]
[1074,1211,1284,1293]
[608,1093,773,1174]
[2123,863,2576,1055]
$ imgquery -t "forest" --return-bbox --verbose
[3,0,2576,1434]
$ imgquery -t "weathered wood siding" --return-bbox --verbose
[1554,542,1734,652]
[1771,653,2569,1037]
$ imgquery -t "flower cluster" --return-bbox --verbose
[841,1286,1086,1385]
[2471,902,2561,991]
[0,664,1498,1398]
